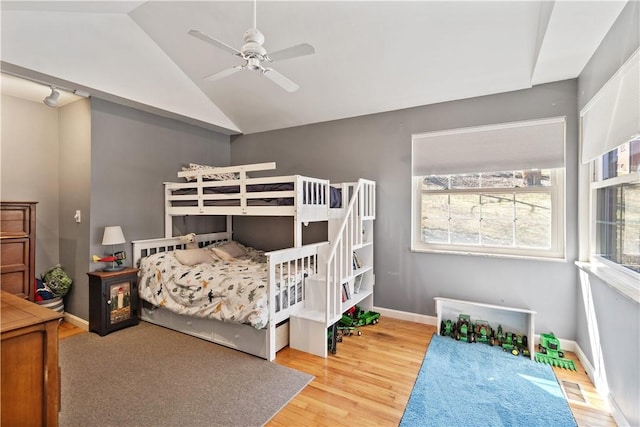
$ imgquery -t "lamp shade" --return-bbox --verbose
[102,226,126,245]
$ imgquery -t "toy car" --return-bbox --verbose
[357,310,380,326]
[456,314,472,342]
[473,320,492,344]
[440,319,456,337]
[535,332,576,370]
[501,333,520,356]
[339,313,362,336]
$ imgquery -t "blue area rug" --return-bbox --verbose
[400,334,577,427]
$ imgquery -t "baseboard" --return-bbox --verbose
[63,312,89,331]
[607,392,629,427]
[373,306,437,325]
[554,336,577,353]
[572,342,596,384]
[573,343,628,427]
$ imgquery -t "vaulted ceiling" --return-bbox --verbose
[1,1,628,135]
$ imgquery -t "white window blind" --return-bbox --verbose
[580,48,640,164]
[412,117,566,176]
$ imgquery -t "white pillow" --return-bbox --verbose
[174,249,219,266]
[210,241,249,262]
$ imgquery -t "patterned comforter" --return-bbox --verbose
[138,248,307,329]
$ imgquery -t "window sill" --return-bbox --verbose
[411,247,567,263]
[575,261,640,304]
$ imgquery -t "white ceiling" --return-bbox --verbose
[0,1,628,135]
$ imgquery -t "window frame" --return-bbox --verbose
[412,169,566,260]
[588,159,640,297]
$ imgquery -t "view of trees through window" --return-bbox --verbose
[421,170,553,249]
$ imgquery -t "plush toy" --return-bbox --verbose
[179,233,198,249]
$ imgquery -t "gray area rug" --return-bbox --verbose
[59,322,313,427]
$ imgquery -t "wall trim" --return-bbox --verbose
[63,312,89,331]
[573,343,629,427]
[374,306,437,325]
[607,392,629,427]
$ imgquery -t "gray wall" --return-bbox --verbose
[232,79,580,339]
[73,98,231,320]
[575,2,639,425]
[58,98,92,317]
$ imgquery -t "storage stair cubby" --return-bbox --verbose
[289,180,375,357]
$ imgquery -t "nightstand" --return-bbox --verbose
[87,267,139,336]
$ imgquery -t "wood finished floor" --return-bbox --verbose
[58,319,615,426]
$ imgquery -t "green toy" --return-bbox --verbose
[342,306,380,328]
[516,334,531,357]
[473,320,492,344]
[491,324,504,347]
[357,310,380,326]
[501,333,520,356]
[455,314,472,342]
[338,313,362,336]
[440,319,456,337]
[535,332,576,371]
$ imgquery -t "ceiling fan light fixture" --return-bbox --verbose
[43,87,60,107]
[189,0,314,92]
[247,57,262,70]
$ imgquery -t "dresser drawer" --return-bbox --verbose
[0,272,28,296]
[1,202,36,301]
[0,239,29,297]
[0,239,29,269]
[0,206,31,235]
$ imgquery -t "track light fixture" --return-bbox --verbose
[43,86,60,107]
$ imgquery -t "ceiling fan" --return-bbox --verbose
[189,1,314,92]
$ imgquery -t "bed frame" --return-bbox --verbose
[133,162,375,360]
[132,232,328,361]
[165,162,340,246]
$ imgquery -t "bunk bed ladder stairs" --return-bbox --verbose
[289,179,375,357]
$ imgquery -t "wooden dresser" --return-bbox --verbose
[1,201,37,301]
[1,290,63,426]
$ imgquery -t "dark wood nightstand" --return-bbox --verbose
[87,267,139,336]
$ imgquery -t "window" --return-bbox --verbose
[592,139,640,274]
[412,117,566,259]
[579,49,639,300]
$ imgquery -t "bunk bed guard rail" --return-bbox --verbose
[164,162,334,239]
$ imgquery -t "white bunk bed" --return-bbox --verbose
[164,162,342,246]
[132,162,376,361]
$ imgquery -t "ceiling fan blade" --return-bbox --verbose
[188,29,241,56]
[204,66,244,82]
[263,68,299,92]
[266,43,315,63]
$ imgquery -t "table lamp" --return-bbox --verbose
[102,226,126,271]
